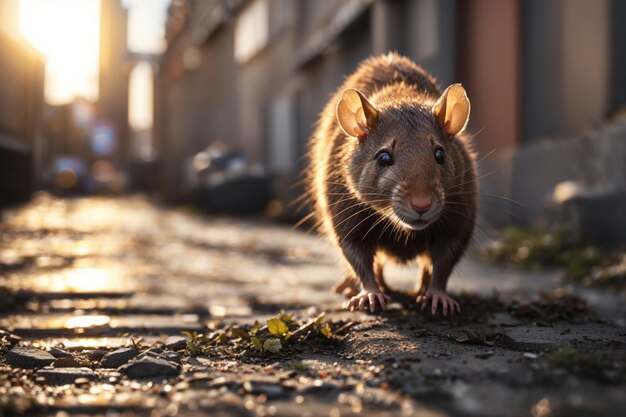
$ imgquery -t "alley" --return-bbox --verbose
[0,194,624,416]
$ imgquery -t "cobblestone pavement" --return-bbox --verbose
[0,194,624,416]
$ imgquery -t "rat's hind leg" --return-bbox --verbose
[374,257,394,294]
[414,255,432,297]
[332,274,359,298]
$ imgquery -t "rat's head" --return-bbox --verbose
[336,84,471,231]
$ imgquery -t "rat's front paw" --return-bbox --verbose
[344,290,391,313]
[417,289,460,316]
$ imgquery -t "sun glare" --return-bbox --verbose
[19,0,100,104]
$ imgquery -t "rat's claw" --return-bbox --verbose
[345,290,389,313]
[376,293,391,310]
[431,295,439,316]
[438,296,447,317]
[418,289,460,316]
[367,293,376,313]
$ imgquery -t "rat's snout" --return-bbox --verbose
[410,195,432,215]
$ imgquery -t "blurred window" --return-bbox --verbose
[268,96,296,173]
[234,0,269,63]
[128,62,154,131]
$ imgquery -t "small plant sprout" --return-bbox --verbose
[262,338,282,353]
[267,317,291,339]
[314,313,333,338]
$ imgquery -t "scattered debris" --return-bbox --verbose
[479,226,625,293]
[0,330,21,346]
[511,291,598,323]
[455,328,487,345]
[547,347,603,377]
[182,312,341,358]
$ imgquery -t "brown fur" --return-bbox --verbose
[305,53,477,307]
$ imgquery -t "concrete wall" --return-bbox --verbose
[238,0,296,167]
[522,0,610,142]
[0,32,44,206]
[405,0,457,88]
[511,117,626,223]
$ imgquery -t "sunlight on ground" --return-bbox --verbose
[0,266,135,294]
[1,314,110,329]
[63,315,111,329]
[33,336,150,349]
[33,268,119,293]
[62,268,111,292]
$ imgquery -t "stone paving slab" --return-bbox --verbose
[0,195,625,417]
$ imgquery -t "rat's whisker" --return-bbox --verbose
[446,191,525,208]
[328,198,390,223]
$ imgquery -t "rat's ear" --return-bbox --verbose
[433,84,470,137]
[336,89,379,139]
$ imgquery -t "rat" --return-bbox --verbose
[305,53,476,315]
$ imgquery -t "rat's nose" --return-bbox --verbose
[411,195,432,215]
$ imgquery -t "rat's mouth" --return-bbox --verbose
[389,191,442,231]
[402,218,432,231]
[391,203,441,231]
[407,218,429,227]
[392,212,434,231]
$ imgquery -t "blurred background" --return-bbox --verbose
[1,0,625,245]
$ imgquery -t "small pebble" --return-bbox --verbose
[83,350,107,361]
[52,357,81,368]
[101,347,138,368]
[165,336,187,351]
[49,348,72,358]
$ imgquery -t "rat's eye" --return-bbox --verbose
[434,147,445,165]
[376,150,394,167]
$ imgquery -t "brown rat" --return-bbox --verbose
[305,53,477,315]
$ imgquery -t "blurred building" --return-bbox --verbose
[43,101,90,164]
[0,0,45,206]
[98,0,167,193]
[0,0,19,34]
[155,0,626,228]
[98,0,130,169]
